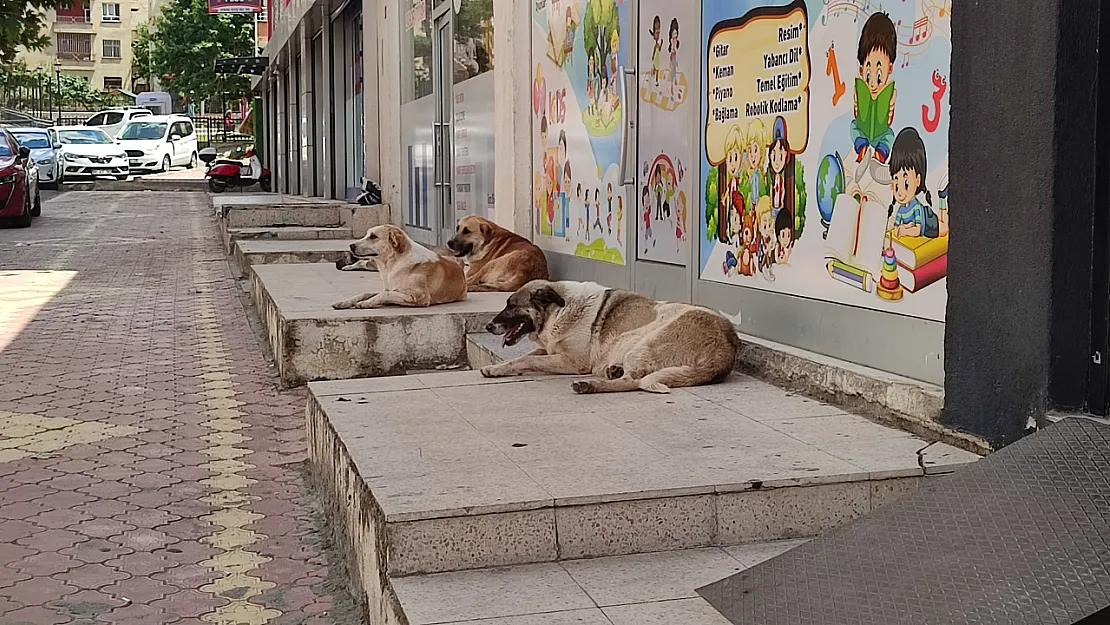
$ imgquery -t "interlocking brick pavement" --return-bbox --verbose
[0,192,362,625]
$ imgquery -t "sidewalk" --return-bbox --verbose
[0,192,357,624]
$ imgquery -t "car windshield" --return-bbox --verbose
[118,122,168,140]
[12,132,51,149]
[0,141,11,159]
[57,129,114,145]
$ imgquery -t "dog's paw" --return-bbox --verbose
[480,366,502,378]
[571,380,596,394]
[604,365,624,380]
[335,258,350,271]
[332,301,351,310]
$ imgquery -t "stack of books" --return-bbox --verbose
[890,233,948,292]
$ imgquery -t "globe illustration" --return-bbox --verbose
[816,153,845,227]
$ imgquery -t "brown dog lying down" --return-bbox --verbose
[337,216,548,293]
[446,215,549,292]
[481,280,740,394]
[332,225,466,309]
[335,244,459,272]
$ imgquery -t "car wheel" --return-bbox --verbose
[13,192,32,228]
[30,189,41,217]
[188,152,198,169]
[161,155,170,172]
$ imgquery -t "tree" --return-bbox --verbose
[132,25,153,88]
[583,0,619,77]
[143,0,255,104]
[705,164,719,241]
[0,1,54,66]
[794,159,807,238]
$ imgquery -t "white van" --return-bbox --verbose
[116,115,200,172]
[84,107,152,138]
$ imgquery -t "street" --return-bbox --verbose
[0,191,358,625]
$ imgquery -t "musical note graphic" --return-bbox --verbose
[921,70,947,133]
[826,44,847,106]
[911,15,929,42]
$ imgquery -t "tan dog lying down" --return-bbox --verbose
[481,280,739,394]
[332,225,466,309]
[335,244,459,272]
[447,215,549,292]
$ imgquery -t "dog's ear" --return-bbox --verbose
[531,286,565,309]
[478,220,492,238]
[387,227,407,252]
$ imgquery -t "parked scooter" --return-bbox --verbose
[199,147,272,193]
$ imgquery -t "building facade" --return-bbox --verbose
[20,0,161,93]
[257,0,1107,448]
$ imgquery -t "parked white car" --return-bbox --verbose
[9,127,59,189]
[116,115,200,172]
[52,126,129,181]
[84,107,152,138]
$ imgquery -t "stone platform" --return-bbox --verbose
[250,264,506,386]
[305,368,979,624]
[214,194,390,253]
[232,238,356,278]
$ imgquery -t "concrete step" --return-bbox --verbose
[94,178,209,192]
[249,264,506,386]
[220,223,352,254]
[467,329,984,455]
[225,205,343,228]
[306,368,980,622]
[231,238,357,278]
[390,543,805,625]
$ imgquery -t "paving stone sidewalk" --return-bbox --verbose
[0,192,360,625]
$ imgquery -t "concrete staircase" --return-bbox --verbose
[212,195,390,276]
[305,341,979,625]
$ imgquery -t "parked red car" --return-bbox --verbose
[0,128,41,228]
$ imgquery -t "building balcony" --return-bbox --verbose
[53,14,93,30]
[56,51,95,66]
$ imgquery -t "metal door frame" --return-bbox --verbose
[430,1,456,247]
[627,1,697,303]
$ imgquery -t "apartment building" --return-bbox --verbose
[19,0,159,93]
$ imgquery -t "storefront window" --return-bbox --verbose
[401,0,432,102]
[454,0,493,81]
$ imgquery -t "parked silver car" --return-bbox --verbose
[8,127,58,189]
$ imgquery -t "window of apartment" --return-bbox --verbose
[400,0,432,102]
[56,32,93,60]
[101,3,120,23]
[102,39,121,59]
[103,76,123,90]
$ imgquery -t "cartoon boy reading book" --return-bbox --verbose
[853,12,897,164]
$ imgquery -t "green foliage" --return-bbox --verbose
[705,165,718,240]
[144,0,255,102]
[583,0,619,69]
[0,1,54,66]
[0,62,118,109]
[132,25,153,88]
[794,159,807,238]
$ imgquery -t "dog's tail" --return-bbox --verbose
[637,365,706,394]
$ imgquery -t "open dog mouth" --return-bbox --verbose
[501,321,530,348]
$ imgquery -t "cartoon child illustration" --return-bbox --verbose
[587,56,598,114]
[755,196,777,281]
[668,18,680,100]
[642,185,653,250]
[609,31,620,82]
[887,127,946,238]
[617,195,623,245]
[675,191,686,244]
[724,126,745,221]
[744,118,766,209]
[775,207,795,265]
[766,116,795,228]
[740,209,757,276]
[606,183,614,235]
[649,16,663,86]
[653,164,665,220]
[728,192,745,248]
[560,161,572,240]
[593,188,604,233]
[581,184,590,238]
[853,12,898,164]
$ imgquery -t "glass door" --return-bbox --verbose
[432,5,456,245]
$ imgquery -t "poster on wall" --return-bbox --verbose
[532,0,630,266]
[699,0,951,322]
[636,1,698,266]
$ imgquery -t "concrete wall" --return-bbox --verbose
[942,0,1101,448]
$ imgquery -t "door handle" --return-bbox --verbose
[618,66,636,186]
